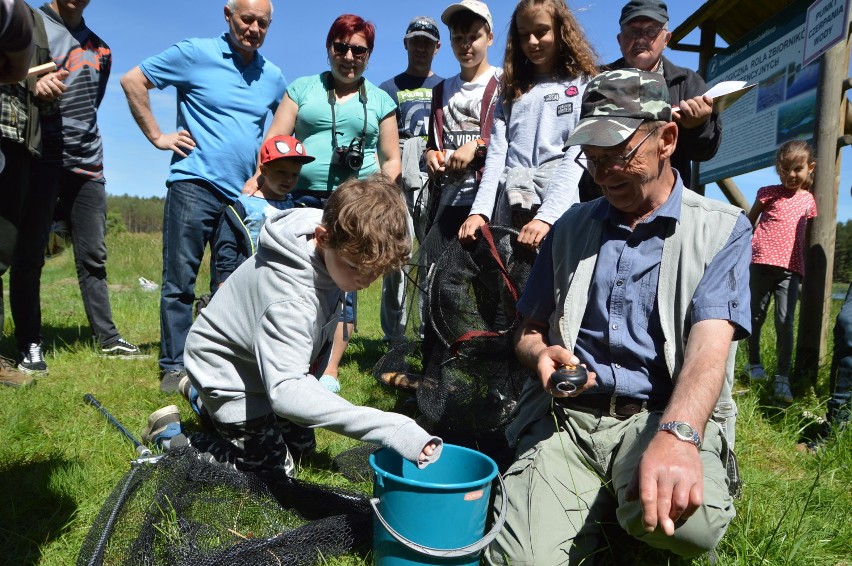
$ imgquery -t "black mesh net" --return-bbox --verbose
[77,446,371,566]
[331,443,379,484]
[373,225,536,467]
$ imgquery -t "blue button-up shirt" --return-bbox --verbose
[518,177,752,401]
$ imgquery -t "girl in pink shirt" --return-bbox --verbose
[746,140,817,404]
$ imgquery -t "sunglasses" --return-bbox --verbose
[332,41,369,59]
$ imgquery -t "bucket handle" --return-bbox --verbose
[369,472,507,559]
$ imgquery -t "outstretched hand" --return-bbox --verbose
[153,130,196,157]
[418,441,438,463]
[625,432,704,536]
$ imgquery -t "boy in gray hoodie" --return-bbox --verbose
[147,175,441,476]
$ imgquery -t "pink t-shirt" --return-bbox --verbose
[751,184,817,277]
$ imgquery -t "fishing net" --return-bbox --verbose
[77,446,371,566]
[373,224,536,467]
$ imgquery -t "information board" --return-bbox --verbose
[699,0,817,184]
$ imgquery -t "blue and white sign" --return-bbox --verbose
[699,0,818,184]
[803,0,851,66]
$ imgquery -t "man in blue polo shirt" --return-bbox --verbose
[120,0,286,392]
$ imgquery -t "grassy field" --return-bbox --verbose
[0,231,850,565]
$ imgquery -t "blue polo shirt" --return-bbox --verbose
[140,33,287,201]
[518,176,752,401]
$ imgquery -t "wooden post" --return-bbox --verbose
[715,178,750,211]
[692,20,718,195]
[795,21,852,387]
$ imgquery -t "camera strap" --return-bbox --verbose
[326,72,368,151]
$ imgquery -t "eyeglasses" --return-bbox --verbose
[332,41,369,60]
[574,127,659,174]
[620,25,665,41]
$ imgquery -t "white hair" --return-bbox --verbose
[226,0,274,18]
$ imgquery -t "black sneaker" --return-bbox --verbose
[18,342,48,375]
[100,338,146,359]
[160,369,187,394]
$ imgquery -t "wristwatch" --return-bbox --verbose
[659,421,701,449]
[474,138,487,161]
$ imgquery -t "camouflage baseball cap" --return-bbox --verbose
[563,69,672,149]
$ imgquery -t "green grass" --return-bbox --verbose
[1,232,850,565]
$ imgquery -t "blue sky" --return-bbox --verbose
[30,0,852,220]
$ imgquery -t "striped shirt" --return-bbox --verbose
[38,4,110,181]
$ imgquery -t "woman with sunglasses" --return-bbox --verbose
[251,14,401,398]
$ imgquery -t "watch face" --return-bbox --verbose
[675,422,695,438]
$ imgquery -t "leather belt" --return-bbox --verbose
[556,394,665,419]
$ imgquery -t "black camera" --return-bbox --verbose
[332,136,365,172]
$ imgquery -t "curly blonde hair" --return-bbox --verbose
[502,0,598,103]
[321,175,410,275]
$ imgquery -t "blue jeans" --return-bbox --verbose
[11,164,119,347]
[159,180,228,372]
[748,263,799,377]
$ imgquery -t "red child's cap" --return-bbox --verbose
[260,135,315,165]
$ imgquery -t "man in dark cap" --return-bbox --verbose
[378,15,442,342]
[485,69,750,564]
[608,0,721,188]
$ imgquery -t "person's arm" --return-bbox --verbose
[672,88,721,163]
[377,111,401,184]
[120,66,196,156]
[461,98,509,242]
[0,0,33,84]
[625,318,733,536]
[747,198,764,227]
[514,317,598,396]
[243,92,298,194]
[521,144,583,248]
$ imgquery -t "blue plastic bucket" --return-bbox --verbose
[369,444,506,565]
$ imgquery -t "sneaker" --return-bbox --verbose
[100,338,145,359]
[18,342,47,375]
[141,405,188,450]
[159,369,186,394]
[0,356,35,388]
[772,375,794,404]
[747,363,767,382]
[178,374,203,416]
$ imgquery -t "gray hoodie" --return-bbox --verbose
[184,208,441,466]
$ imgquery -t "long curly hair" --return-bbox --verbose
[502,0,598,103]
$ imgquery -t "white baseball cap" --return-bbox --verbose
[441,0,493,31]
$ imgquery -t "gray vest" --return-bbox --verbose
[507,188,743,446]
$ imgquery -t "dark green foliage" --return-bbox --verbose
[107,194,165,233]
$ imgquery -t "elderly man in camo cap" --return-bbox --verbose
[485,69,752,564]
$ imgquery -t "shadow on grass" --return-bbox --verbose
[0,456,77,565]
[0,323,158,356]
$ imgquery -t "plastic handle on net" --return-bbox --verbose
[369,472,507,558]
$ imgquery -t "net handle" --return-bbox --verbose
[369,472,507,558]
